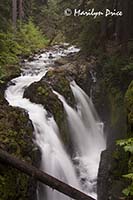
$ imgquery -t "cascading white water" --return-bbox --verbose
[5,45,81,200]
[5,43,105,200]
[54,81,106,199]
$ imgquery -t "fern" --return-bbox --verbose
[117,138,133,197]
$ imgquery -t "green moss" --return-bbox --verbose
[46,70,74,106]
[0,167,29,200]
[37,86,49,97]
[0,103,34,200]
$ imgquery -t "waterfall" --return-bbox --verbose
[5,45,81,200]
[54,81,106,199]
[5,44,105,200]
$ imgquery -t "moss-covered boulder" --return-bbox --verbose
[0,104,40,200]
[0,105,33,157]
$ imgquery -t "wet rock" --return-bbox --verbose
[28,55,36,62]
[54,58,69,66]
[97,148,128,200]
[48,53,54,59]
[47,54,93,96]
[97,150,112,200]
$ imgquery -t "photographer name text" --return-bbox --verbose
[64,8,123,18]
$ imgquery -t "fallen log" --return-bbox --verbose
[0,149,95,200]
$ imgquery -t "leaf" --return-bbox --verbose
[123,173,133,180]
[123,184,133,196]
[123,188,130,196]
[117,138,133,153]
[124,145,133,153]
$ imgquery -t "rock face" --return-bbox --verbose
[97,150,112,200]
[95,60,132,199]
[97,149,128,200]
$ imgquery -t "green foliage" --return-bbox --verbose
[117,138,133,197]
[125,81,133,125]
[113,74,133,198]
[102,55,128,90]
[0,0,11,31]
[33,0,60,40]
[17,21,49,55]
[123,173,133,180]
[0,31,20,65]
[0,20,49,82]
[122,62,133,73]
[117,138,133,154]
[0,21,48,66]
[123,184,133,197]
[0,66,5,83]
[79,17,102,54]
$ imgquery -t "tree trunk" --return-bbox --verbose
[121,0,129,55]
[0,149,94,200]
[19,0,24,20]
[12,0,17,28]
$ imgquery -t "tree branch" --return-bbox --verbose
[0,149,94,200]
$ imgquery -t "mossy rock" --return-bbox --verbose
[46,55,92,97]
[0,105,33,157]
[45,70,75,106]
[24,79,72,148]
[0,166,29,200]
[0,102,38,200]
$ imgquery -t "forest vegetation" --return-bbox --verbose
[0,0,133,199]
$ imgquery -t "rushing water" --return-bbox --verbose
[5,44,106,200]
[53,82,106,199]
